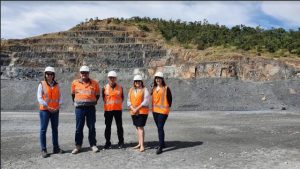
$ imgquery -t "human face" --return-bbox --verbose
[80,71,89,80]
[108,77,116,86]
[155,77,163,86]
[45,72,54,82]
[134,80,142,88]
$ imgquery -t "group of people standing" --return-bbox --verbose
[37,66,172,158]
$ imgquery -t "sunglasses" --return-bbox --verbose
[45,73,54,76]
[80,71,89,74]
[134,80,142,83]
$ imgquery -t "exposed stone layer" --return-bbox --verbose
[1,21,300,81]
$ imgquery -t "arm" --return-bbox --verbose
[127,90,132,107]
[102,87,105,102]
[127,88,135,112]
[167,87,172,107]
[72,94,75,102]
[95,82,100,102]
[140,88,150,107]
[71,81,75,103]
[121,87,124,102]
[58,84,63,106]
[37,83,48,107]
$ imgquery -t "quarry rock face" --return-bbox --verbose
[1,20,300,111]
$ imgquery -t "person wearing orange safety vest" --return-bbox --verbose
[151,72,172,154]
[71,66,100,154]
[37,66,64,158]
[102,71,124,149]
[127,74,150,152]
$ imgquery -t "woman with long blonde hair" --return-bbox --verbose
[127,74,150,152]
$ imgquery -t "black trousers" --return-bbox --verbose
[104,110,124,145]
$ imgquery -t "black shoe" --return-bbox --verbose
[156,147,163,155]
[103,143,112,150]
[155,145,166,149]
[41,150,49,158]
[118,142,124,149]
[53,147,64,154]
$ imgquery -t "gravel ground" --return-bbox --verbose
[1,110,300,169]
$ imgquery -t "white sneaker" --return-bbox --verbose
[71,145,81,154]
[91,146,99,153]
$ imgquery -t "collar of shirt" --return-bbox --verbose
[47,81,56,87]
[109,83,117,88]
[79,78,91,84]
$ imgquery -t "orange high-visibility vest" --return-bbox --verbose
[152,86,170,114]
[71,79,100,106]
[104,84,123,111]
[129,87,149,115]
[39,81,60,110]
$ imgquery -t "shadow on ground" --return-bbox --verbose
[61,141,203,154]
[126,141,204,153]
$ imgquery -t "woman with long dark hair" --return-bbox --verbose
[151,72,172,154]
[37,66,64,158]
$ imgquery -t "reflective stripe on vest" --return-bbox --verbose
[39,81,60,110]
[105,100,123,105]
[129,87,149,115]
[104,84,123,111]
[152,86,170,114]
[75,89,96,95]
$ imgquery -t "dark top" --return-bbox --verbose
[166,87,172,107]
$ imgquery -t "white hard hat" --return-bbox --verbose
[80,66,90,72]
[44,66,55,73]
[108,71,117,77]
[133,75,143,81]
[154,72,164,78]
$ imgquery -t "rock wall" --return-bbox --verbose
[2,22,300,82]
[1,78,299,111]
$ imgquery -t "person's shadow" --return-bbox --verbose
[61,141,203,154]
[61,146,97,154]
[125,141,204,153]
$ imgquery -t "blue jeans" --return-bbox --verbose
[75,106,97,146]
[39,110,59,151]
[153,112,168,147]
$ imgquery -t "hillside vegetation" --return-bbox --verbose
[109,17,300,59]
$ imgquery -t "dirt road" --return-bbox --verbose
[1,110,300,169]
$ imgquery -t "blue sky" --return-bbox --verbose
[1,1,300,39]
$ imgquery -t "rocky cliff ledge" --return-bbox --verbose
[1,18,300,81]
[1,18,300,111]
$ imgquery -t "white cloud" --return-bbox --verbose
[0,1,298,39]
[261,1,300,27]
